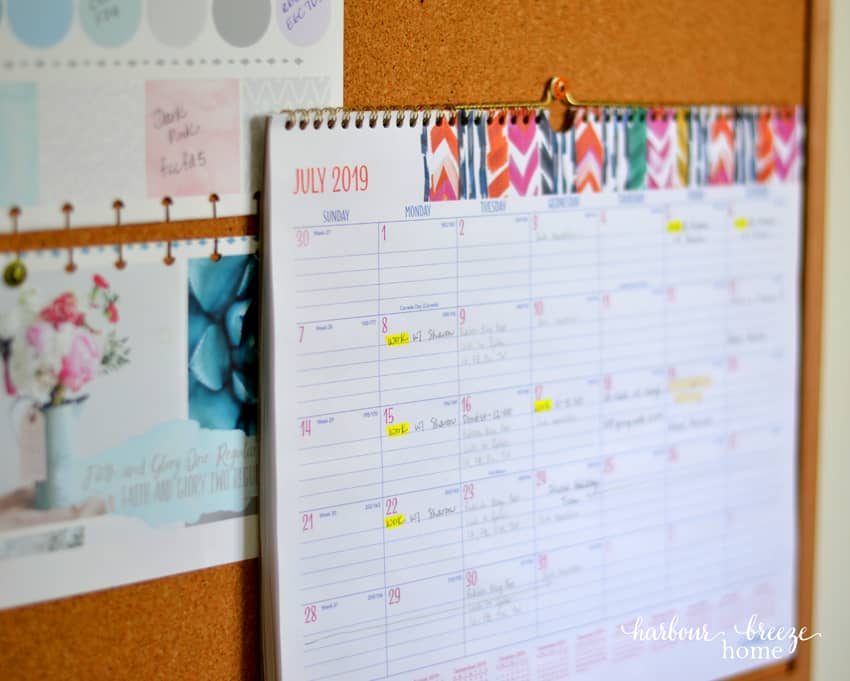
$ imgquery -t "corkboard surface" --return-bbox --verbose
[343,0,807,109]
[0,2,822,680]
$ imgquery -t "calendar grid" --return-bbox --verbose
[282,188,800,681]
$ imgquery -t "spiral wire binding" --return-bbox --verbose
[276,75,796,131]
[278,106,549,130]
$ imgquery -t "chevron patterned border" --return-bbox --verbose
[420,106,804,202]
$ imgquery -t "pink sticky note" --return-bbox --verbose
[145,79,240,198]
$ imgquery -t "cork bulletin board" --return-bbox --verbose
[0,1,828,680]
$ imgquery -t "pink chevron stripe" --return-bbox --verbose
[649,135,672,158]
[647,108,676,189]
[507,118,537,155]
[508,151,540,196]
[774,150,799,180]
[646,113,671,139]
[648,134,674,189]
[773,116,796,143]
[709,160,733,185]
[648,168,673,189]
[772,115,799,180]
[430,166,459,201]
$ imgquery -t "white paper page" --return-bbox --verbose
[0,0,343,229]
[265,111,803,681]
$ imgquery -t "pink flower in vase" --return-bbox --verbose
[106,302,119,324]
[93,275,109,290]
[58,332,101,393]
[40,292,86,329]
[25,322,50,354]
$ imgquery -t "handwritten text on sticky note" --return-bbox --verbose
[145,79,241,198]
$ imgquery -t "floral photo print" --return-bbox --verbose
[0,274,130,511]
[0,237,259,609]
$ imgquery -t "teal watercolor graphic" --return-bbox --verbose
[8,0,72,48]
[188,254,258,435]
[0,83,39,205]
[80,0,142,48]
[77,420,258,527]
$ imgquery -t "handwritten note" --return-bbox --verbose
[145,79,240,197]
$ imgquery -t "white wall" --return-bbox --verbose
[812,0,850,677]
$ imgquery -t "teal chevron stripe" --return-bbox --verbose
[626,109,647,190]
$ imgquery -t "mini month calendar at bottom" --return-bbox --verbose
[262,108,803,681]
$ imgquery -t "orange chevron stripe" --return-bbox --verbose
[487,122,508,173]
[709,111,735,184]
[574,113,603,193]
[486,120,510,197]
[575,126,603,164]
[430,119,459,156]
[576,174,601,193]
[711,113,734,142]
[756,114,775,183]
[488,168,510,197]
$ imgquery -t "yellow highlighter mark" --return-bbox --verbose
[667,219,684,233]
[534,399,553,413]
[386,422,410,437]
[385,332,410,346]
[384,514,405,529]
[668,375,712,392]
[674,392,704,404]
[669,375,712,405]
[734,217,749,230]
